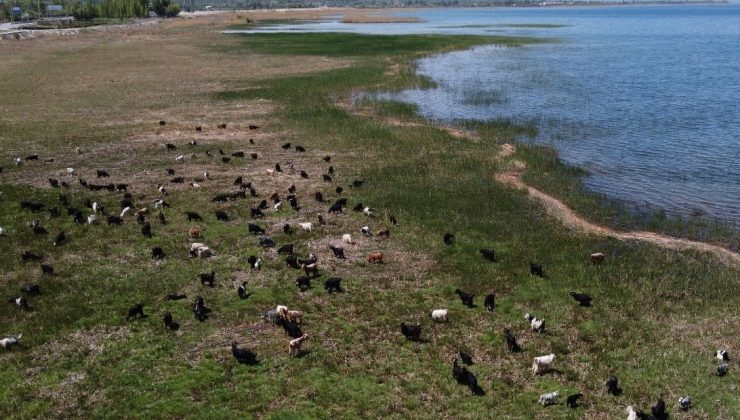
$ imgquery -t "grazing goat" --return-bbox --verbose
[717,362,729,376]
[314,192,324,202]
[215,210,229,221]
[479,248,496,262]
[259,237,275,248]
[351,179,364,188]
[97,170,110,178]
[285,255,300,269]
[400,323,421,342]
[185,211,203,222]
[377,229,390,238]
[430,309,448,323]
[53,231,67,246]
[317,215,326,225]
[328,202,343,214]
[199,271,216,287]
[192,296,210,321]
[41,264,54,276]
[300,170,309,179]
[606,375,621,395]
[530,263,545,277]
[362,207,375,217]
[353,203,364,213]
[504,327,522,352]
[0,335,22,349]
[367,252,383,264]
[678,396,692,411]
[324,277,342,293]
[651,397,667,420]
[274,201,282,211]
[525,313,546,333]
[231,342,258,365]
[452,358,484,395]
[282,143,291,149]
[296,276,312,291]
[302,263,319,278]
[361,226,372,236]
[342,234,354,245]
[166,293,187,301]
[21,251,42,262]
[626,406,641,420]
[166,143,176,150]
[248,223,265,235]
[295,146,306,152]
[283,224,293,235]
[163,312,179,331]
[126,303,146,321]
[277,317,303,338]
[484,293,495,311]
[278,244,294,255]
[142,223,152,238]
[299,222,313,232]
[390,214,398,226]
[289,334,308,356]
[459,350,473,365]
[107,215,123,226]
[251,208,264,218]
[566,393,583,408]
[323,174,332,182]
[9,296,30,310]
[716,349,729,361]
[591,252,605,265]
[532,353,555,375]
[335,186,343,195]
[329,245,345,259]
[327,166,334,174]
[48,178,59,188]
[443,233,454,245]
[570,291,592,307]
[454,289,474,307]
[152,247,166,260]
[539,391,559,406]
[323,155,331,162]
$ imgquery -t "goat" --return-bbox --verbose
[400,323,421,342]
[525,313,546,333]
[606,375,621,395]
[289,196,299,211]
[278,244,294,255]
[107,215,123,226]
[283,223,293,235]
[166,143,176,150]
[302,263,319,278]
[300,170,309,179]
[0,335,22,349]
[539,391,559,406]
[342,234,354,244]
[443,233,455,245]
[237,281,249,299]
[274,201,282,211]
[591,252,605,265]
[285,255,300,269]
[295,146,306,152]
[296,276,312,291]
[626,406,642,420]
[215,210,229,221]
[566,392,583,408]
[163,312,179,331]
[532,353,555,375]
[142,223,152,238]
[251,208,264,218]
[367,252,383,264]
[389,214,398,226]
[716,349,729,361]
[248,223,265,235]
[323,155,331,162]
[170,176,185,184]
[53,231,66,246]
[717,362,729,376]
[97,170,110,178]
[329,245,345,259]
[353,203,364,212]
[188,227,202,238]
[48,178,59,188]
[0,227,6,236]
[484,293,495,311]
[322,174,332,182]
[377,229,390,238]
[452,358,484,395]
[361,226,372,237]
[259,237,275,248]
[232,151,245,158]
[327,165,334,175]
[19,283,39,295]
[21,251,42,262]
[335,186,343,194]
[175,154,185,163]
[314,192,324,202]
[250,153,258,160]
[166,293,187,301]
[289,334,308,356]
[192,296,210,321]
[299,222,313,232]
[570,291,592,307]
[185,211,203,222]
[363,207,375,217]
[222,157,231,164]
[158,212,166,225]
[152,247,166,260]
[351,179,364,188]
[530,263,545,278]
[199,271,216,287]
[324,277,342,293]
[153,199,170,209]
[328,202,343,214]
[282,143,291,149]
[279,319,304,339]
[651,397,667,420]
[126,303,146,321]
[231,342,258,365]
[479,248,496,262]
[454,289,474,307]
[317,215,326,225]
[504,327,522,352]
[430,309,448,323]
[459,350,473,365]
[192,246,213,259]
[9,296,31,310]
[678,396,692,411]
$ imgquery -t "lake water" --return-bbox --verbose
[230,5,740,226]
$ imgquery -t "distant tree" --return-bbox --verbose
[99,0,147,18]
[164,3,181,17]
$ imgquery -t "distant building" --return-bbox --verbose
[46,4,64,16]
[10,6,22,17]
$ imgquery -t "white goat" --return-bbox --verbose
[716,349,729,361]
[153,199,166,209]
[360,226,371,236]
[626,406,638,420]
[538,391,559,406]
[66,167,75,175]
[299,222,313,232]
[525,313,546,333]
[175,154,185,163]
[13,157,22,166]
[274,201,282,211]
[0,334,22,349]
[289,334,308,356]
[120,207,131,218]
[430,309,448,323]
[532,353,555,375]
[362,207,375,217]
[342,234,354,244]
[0,227,6,236]
[678,396,692,411]
[92,202,103,213]
[87,215,96,225]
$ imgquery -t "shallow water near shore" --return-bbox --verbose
[235,4,740,226]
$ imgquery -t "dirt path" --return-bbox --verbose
[494,145,740,268]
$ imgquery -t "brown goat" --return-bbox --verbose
[302,263,319,278]
[188,227,202,238]
[377,229,390,238]
[590,252,605,265]
[367,252,384,264]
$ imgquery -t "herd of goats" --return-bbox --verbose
[1,121,733,417]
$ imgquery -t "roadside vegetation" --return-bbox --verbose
[0,14,737,418]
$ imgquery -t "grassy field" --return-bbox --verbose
[0,13,738,418]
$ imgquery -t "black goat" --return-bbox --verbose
[192,296,210,322]
[248,223,265,234]
[350,179,364,188]
[605,375,621,395]
[504,327,522,353]
[185,211,203,222]
[336,186,343,194]
[285,255,300,269]
[231,342,258,365]
[314,192,324,202]
[21,283,41,295]
[324,277,343,293]
[443,233,455,245]
[323,155,331,162]
[21,251,42,262]
[566,393,583,408]
[282,143,291,149]
[166,293,187,301]
[400,323,421,342]
[484,293,495,312]
[40,264,54,275]
[97,170,110,178]
[53,231,66,246]
[329,245,346,259]
[530,262,545,278]
[259,237,275,248]
[289,196,299,211]
[390,214,398,226]
[166,143,177,150]
[275,163,282,172]
[570,291,592,307]
[126,303,146,321]
[170,176,185,184]
[327,165,334,174]
[322,174,332,182]
[277,244,294,255]
[459,350,474,365]
[222,157,231,164]
[317,215,326,225]
[283,223,293,235]
[454,289,474,307]
[250,208,264,218]
[163,312,179,331]
[352,203,364,212]
[295,146,306,152]
[300,170,309,179]
[452,358,484,396]
[328,202,343,214]
[233,176,243,186]
[651,397,667,420]
[48,178,59,188]
[142,223,152,238]
[258,200,268,210]
[215,210,229,221]
[107,215,123,226]
[199,271,216,287]
[279,319,303,339]
[296,276,312,291]
[232,151,245,158]
[250,153,258,160]
[158,212,167,225]
[237,281,249,299]
[479,248,496,262]
[152,247,166,260]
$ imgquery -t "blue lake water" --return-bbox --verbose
[230,5,740,226]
